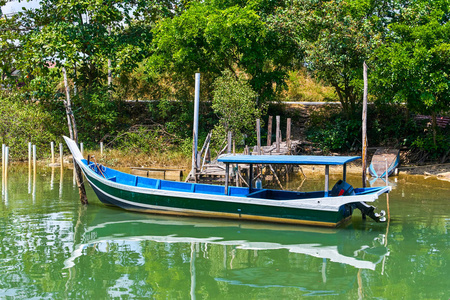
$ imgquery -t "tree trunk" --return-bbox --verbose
[62,66,88,205]
[362,62,368,188]
[431,111,437,147]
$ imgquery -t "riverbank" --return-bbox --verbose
[11,149,450,183]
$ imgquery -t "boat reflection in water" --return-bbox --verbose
[66,207,389,295]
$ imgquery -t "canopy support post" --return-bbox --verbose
[249,163,253,193]
[225,163,229,195]
[325,165,329,197]
[343,163,347,182]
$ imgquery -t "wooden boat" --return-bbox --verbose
[369,149,400,178]
[64,136,390,228]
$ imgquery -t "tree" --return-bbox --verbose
[211,69,264,147]
[149,0,298,103]
[371,0,450,146]
[271,0,387,118]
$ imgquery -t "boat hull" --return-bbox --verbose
[85,172,350,227]
[63,136,389,228]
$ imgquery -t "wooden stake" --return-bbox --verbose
[267,116,273,146]
[32,145,36,173]
[59,143,64,167]
[62,66,88,204]
[362,61,368,188]
[227,131,232,154]
[2,144,5,172]
[286,118,291,152]
[28,142,31,171]
[276,116,281,153]
[191,73,201,183]
[385,158,390,222]
[4,147,9,180]
[51,142,55,164]
[256,119,261,155]
[100,142,103,156]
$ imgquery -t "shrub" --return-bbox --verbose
[211,70,265,151]
[0,92,61,160]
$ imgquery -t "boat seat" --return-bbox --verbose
[136,177,159,189]
[194,184,225,195]
[160,180,194,192]
[228,187,249,197]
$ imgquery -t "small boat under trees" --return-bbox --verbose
[369,149,400,178]
[64,136,390,228]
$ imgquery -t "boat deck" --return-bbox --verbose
[83,159,385,201]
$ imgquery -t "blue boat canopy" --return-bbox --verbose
[218,154,361,165]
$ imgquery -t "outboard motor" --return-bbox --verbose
[332,180,386,222]
[331,180,355,196]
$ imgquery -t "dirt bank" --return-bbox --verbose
[296,162,450,183]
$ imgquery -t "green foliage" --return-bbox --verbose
[306,108,360,152]
[271,0,381,117]
[107,125,183,156]
[148,100,194,139]
[371,0,450,116]
[149,0,297,103]
[411,131,450,159]
[75,85,119,145]
[0,92,61,160]
[211,70,264,148]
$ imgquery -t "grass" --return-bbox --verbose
[85,148,191,171]
[281,69,338,102]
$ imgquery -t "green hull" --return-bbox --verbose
[85,171,348,227]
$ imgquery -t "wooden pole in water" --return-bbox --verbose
[286,118,291,152]
[33,145,37,172]
[62,66,88,204]
[1,145,4,188]
[276,116,281,153]
[385,158,390,222]
[256,119,261,155]
[4,146,9,179]
[267,116,273,146]
[1,144,5,171]
[362,61,368,188]
[59,143,64,167]
[192,73,201,182]
[227,131,232,154]
[28,142,32,171]
[51,142,55,164]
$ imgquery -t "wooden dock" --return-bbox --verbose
[188,141,302,184]
[131,167,184,179]
[186,116,304,184]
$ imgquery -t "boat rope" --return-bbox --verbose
[90,155,106,178]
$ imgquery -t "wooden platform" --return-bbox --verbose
[131,167,184,179]
[189,142,302,184]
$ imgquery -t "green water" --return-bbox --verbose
[1,166,449,299]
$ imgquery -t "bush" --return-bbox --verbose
[211,70,265,151]
[107,125,181,155]
[306,111,360,152]
[0,92,61,160]
[75,85,120,146]
[411,131,450,160]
